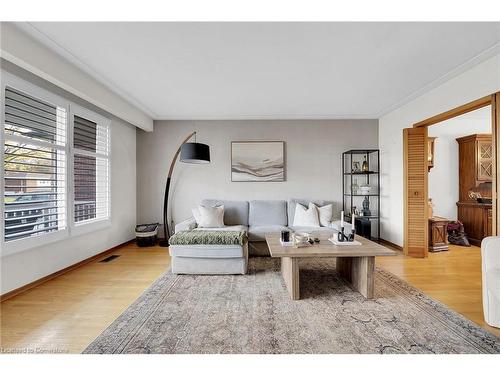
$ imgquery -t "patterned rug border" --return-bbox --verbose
[374,268,500,352]
[83,260,500,354]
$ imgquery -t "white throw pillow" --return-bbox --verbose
[192,205,223,226]
[293,203,320,227]
[196,205,225,228]
[311,203,333,227]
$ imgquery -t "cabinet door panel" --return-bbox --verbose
[477,140,493,182]
[486,209,493,237]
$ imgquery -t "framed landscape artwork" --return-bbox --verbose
[231,141,285,182]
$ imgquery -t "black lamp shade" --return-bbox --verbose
[180,142,210,164]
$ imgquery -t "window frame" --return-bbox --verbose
[1,71,112,257]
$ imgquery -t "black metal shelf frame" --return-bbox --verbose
[342,149,380,241]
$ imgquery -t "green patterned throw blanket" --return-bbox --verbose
[169,230,247,246]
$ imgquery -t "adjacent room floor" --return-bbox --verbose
[0,242,498,354]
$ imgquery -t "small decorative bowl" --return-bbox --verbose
[360,185,371,195]
[293,232,310,243]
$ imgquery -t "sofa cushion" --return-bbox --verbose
[248,225,288,242]
[175,217,197,233]
[288,199,334,226]
[201,199,249,226]
[169,245,245,258]
[249,200,287,226]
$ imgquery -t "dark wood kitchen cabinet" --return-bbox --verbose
[456,134,492,246]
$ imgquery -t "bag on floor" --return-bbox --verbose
[447,221,471,247]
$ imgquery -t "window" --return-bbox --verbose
[71,107,110,225]
[1,72,111,254]
[3,86,67,243]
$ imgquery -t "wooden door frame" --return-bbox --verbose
[404,92,500,255]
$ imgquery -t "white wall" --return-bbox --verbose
[379,53,500,247]
[0,22,153,131]
[0,67,137,294]
[137,120,378,226]
[428,108,491,220]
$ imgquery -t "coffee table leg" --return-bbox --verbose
[336,256,375,299]
[281,257,300,300]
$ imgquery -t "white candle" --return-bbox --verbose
[340,211,344,228]
[352,213,356,232]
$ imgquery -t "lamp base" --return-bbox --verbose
[158,239,170,247]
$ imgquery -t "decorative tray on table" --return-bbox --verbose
[328,237,361,246]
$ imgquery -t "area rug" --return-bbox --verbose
[84,257,500,354]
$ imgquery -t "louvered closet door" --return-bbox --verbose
[403,127,428,258]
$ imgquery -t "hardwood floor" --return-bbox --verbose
[0,243,170,354]
[0,241,498,354]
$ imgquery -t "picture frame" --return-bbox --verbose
[231,141,285,182]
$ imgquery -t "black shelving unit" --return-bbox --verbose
[342,149,380,241]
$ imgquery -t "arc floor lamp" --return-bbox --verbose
[159,131,210,247]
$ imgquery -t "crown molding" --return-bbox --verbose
[154,114,379,121]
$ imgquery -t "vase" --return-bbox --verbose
[362,155,369,172]
[351,179,359,194]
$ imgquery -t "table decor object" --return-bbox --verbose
[351,179,359,194]
[328,237,362,246]
[362,155,369,172]
[362,196,371,216]
[360,183,371,195]
[337,211,356,242]
[293,232,312,248]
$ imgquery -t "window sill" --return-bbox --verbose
[71,218,111,238]
[1,219,112,258]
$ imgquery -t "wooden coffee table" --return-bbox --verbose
[265,233,396,300]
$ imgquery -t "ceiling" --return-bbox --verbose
[15,22,500,120]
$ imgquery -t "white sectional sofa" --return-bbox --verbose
[482,237,500,328]
[173,199,349,258]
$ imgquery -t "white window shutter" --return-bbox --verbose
[3,86,67,242]
[72,111,110,225]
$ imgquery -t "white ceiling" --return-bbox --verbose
[15,22,500,120]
